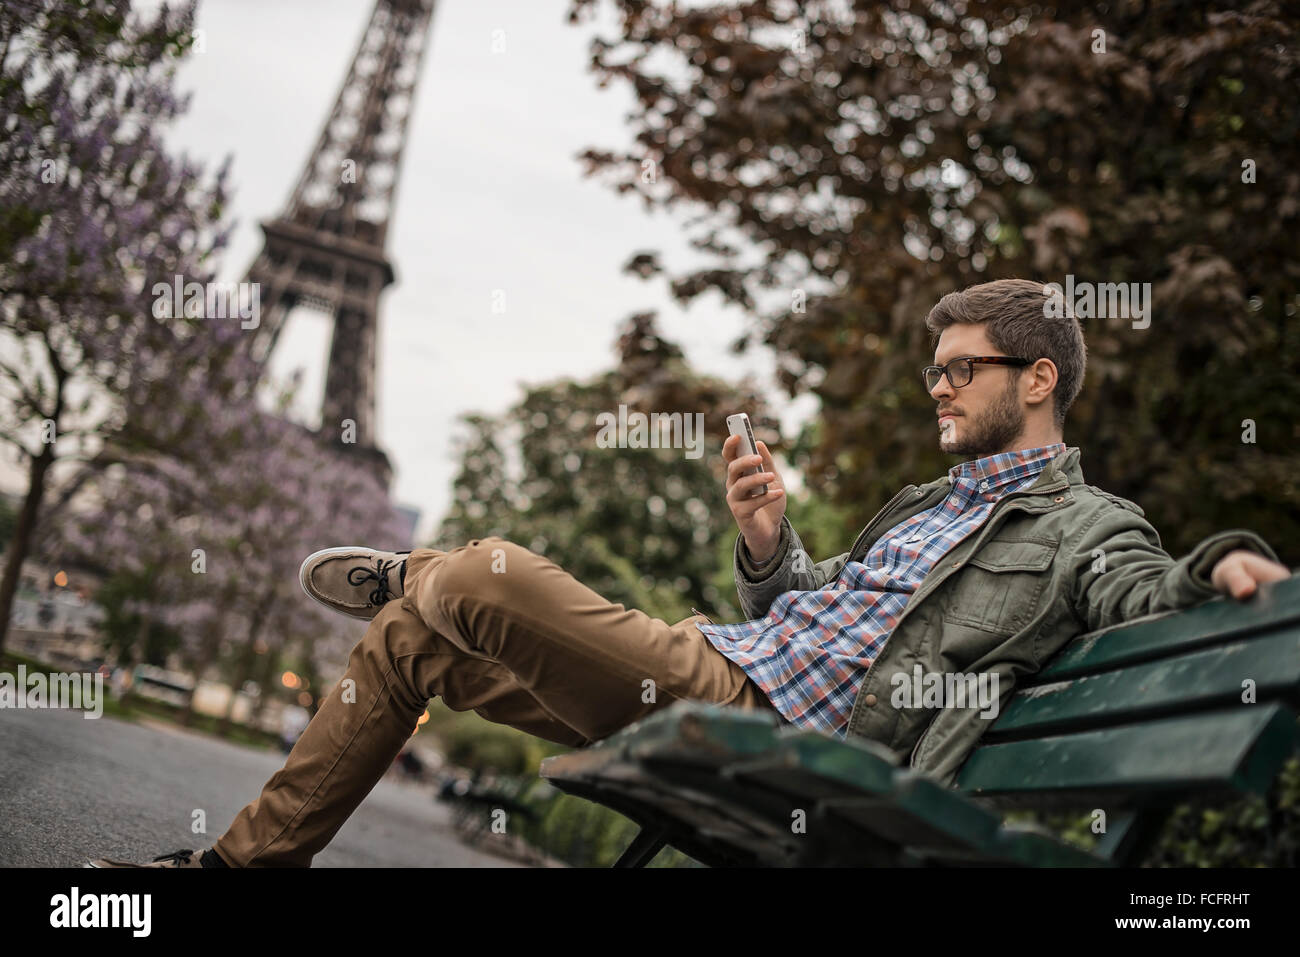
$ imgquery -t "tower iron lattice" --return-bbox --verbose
[241,0,436,475]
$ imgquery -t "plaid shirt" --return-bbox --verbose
[696,443,1069,738]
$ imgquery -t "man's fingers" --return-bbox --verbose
[1222,563,1257,600]
[755,441,782,486]
[729,470,776,503]
[1233,575,1257,600]
[1215,553,1293,601]
[731,487,784,519]
[726,453,764,486]
[1244,553,1292,583]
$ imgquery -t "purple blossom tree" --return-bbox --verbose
[0,0,233,651]
[49,384,410,725]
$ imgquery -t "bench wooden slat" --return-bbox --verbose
[719,729,901,796]
[956,702,1299,806]
[550,776,775,867]
[817,774,1001,854]
[718,742,1001,855]
[622,706,789,763]
[987,629,1300,739]
[1035,576,1300,682]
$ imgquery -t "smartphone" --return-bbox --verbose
[726,413,767,498]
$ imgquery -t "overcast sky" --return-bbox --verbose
[132,0,817,541]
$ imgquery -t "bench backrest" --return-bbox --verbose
[954,575,1300,809]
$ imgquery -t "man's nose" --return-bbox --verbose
[929,375,954,400]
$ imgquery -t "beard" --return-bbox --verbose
[940,375,1025,456]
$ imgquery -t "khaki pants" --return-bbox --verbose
[213,536,778,866]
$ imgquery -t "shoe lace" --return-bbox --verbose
[347,557,402,607]
[151,849,196,865]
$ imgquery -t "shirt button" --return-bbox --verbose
[864,694,878,706]
[979,480,989,491]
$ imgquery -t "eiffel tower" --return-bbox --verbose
[242,0,437,479]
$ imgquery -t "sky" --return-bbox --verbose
[132,0,818,541]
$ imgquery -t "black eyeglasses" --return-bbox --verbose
[922,355,1033,391]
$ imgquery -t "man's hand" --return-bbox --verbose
[722,434,786,562]
[1209,549,1292,600]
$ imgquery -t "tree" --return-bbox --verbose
[567,0,1300,563]
[0,0,232,651]
[47,393,410,729]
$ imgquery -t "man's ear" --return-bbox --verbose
[1025,358,1058,406]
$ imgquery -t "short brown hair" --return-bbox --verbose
[924,279,1087,428]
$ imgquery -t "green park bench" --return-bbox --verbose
[539,575,1300,866]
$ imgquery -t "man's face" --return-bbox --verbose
[929,324,1026,456]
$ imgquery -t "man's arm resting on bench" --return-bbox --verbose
[1069,510,1285,636]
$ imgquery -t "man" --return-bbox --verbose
[89,278,1291,867]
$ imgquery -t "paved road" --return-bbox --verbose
[0,706,523,867]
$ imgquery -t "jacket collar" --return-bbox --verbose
[1028,444,1084,492]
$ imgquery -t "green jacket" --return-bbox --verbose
[730,445,1281,788]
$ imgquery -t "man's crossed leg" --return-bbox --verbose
[196,536,776,866]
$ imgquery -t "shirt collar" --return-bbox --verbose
[947,442,1069,491]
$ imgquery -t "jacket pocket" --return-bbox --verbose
[942,538,1058,634]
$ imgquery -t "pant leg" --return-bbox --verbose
[401,536,776,742]
[214,600,590,866]
[214,536,776,866]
